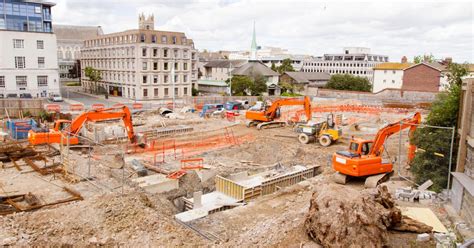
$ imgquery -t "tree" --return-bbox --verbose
[276,58,295,74]
[84,67,102,94]
[410,62,468,192]
[271,62,277,71]
[228,75,267,96]
[414,54,435,64]
[192,87,199,96]
[325,74,372,92]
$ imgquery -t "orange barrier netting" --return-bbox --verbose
[69,104,84,111]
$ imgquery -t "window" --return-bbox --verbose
[153,48,158,57]
[143,89,148,97]
[384,70,387,74]
[183,63,188,70]
[154,88,158,96]
[152,35,157,43]
[15,57,25,69]
[142,62,147,70]
[0,76,5,88]
[164,62,168,70]
[383,79,386,83]
[16,76,27,87]
[172,36,177,44]
[174,75,178,83]
[37,40,44,49]
[163,49,168,58]
[142,76,147,84]
[183,75,188,82]
[153,62,158,70]
[164,75,169,83]
[37,76,48,87]
[38,57,45,68]
[13,39,24,48]
[174,87,179,96]
[174,62,178,70]
[142,48,147,57]
[161,35,167,44]
[181,37,187,45]
[184,87,188,95]
[392,70,396,74]
[164,88,169,96]
[392,80,395,84]
[153,75,158,84]
[174,49,179,58]
[140,34,146,42]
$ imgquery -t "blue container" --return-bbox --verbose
[6,119,38,140]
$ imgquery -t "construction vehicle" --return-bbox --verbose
[28,106,135,145]
[332,112,421,188]
[245,96,312,130]
[295,114,341,146]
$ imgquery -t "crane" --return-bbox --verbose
[245,96,312,130]
[332,112,421,188]
[28,106,135,145]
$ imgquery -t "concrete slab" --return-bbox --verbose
[195,169,217,183]
[175,208,209,222]
[401,207,448,233]
[132,174,178,194]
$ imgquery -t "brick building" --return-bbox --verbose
[402,62,447,92]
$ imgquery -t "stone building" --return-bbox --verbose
[451,78,474,226]
[81,14,198,100]
[55,25,103,81]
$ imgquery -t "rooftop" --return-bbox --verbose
[204,60,247,68]
[54,25,103,41]
[374,63,414,70]
[283,72,331,84]
[231,61,279,77]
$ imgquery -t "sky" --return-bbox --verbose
[53,0,473,63]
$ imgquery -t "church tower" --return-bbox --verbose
[139,13,155,30]
[250,21,257,61]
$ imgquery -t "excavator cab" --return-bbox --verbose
[53,120,72,131]
[348,139,374,156]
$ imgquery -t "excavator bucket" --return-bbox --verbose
[364,173,390,188]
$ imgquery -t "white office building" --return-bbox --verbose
[301,47,389,82]
[0,0,60,98]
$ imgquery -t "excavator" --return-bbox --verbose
[28,106,135,145]
[332,112,421,188]
[245,96,312,130]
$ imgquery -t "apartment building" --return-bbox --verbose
[81,14,198,100]
[302,47,389,82]
[0,0,60,98]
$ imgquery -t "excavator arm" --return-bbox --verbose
[263,96,312,121]
[369,112,421,157]
[67,106,135,141]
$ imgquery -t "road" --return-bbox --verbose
[60,87,115,109]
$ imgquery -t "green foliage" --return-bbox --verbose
[23,110,32,117]
[410,63,468,192]
[279,81,303,95]
[38,110,52,122]
[275,59,295,74]
[84,67,102,94]
[229,75,267,96]
[271,62,277,71]
[413,54,435,64]
[257,95,263,101]
[281,92,303,97]
[65,82,81,86]
[325,74,372,92]
[192,87,199,96]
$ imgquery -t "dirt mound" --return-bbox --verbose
[0,192,208,246]
[304,184,431,248]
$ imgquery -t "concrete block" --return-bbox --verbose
[416,233,430,242]
[193,191,202,208]
[418,179,433,191]
[132,174,179,194]
[196,169,217,183]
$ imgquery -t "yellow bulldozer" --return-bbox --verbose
[294,114,341,146]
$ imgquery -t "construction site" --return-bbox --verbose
[0,94,471,247]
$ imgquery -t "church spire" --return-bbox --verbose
[250,21,257,61]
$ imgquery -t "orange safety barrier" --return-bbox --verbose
[112,103,125,108]
[45,104,60,112]
[69,103,84,111]
[181,158,204,170]
[132,103,143,110]
[91,104,105,110]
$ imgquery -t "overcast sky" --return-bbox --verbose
[53,0,473,62]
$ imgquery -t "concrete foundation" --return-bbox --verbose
[132,174,179,194]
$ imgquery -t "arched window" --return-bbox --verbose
[57,50,63,59]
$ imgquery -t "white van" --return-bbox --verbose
[49,93,63,102]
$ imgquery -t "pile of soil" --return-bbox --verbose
[304,184,432,247]
[0,192,208,246]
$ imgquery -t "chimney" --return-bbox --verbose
[401,56,407,63]
[423,55,430,62]
[444,57,453,64]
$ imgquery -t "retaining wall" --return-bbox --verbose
[0,99,45,118]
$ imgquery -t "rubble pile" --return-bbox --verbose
[304,184,432,247]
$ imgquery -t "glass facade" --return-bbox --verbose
[0,0,53,32]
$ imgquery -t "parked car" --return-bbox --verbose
[225,101,245,111]
[20,93,32,99]
[49,93,63,102]
[249,101,263,111]
[6,94,18,98]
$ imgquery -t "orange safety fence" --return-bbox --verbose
[132,103,143,110]
[45,104,61,112]
[91,104,105,110]
[69,103,84,111]
[112,103,125,108]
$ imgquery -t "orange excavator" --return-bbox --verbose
[28,106,135,145]
[245,96,312,130]
[332,112,421,187]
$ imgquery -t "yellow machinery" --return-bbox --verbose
[295,114,341,146]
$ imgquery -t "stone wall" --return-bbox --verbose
[460,190,473,226]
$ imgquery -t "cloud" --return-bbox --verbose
[53,0,473,62]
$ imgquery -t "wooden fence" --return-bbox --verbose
[0,99,45,118]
